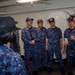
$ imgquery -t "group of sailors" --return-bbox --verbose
[0,15,75,75]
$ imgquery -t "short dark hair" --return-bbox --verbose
[0,32,16,45]
[37,19,43,24]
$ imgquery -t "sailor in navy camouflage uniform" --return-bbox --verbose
[70,30,75,50]
[10,30,20,54]
[2,16,20,54]
[64,16,75,75]
[0,17,27,75]
[36,19,48,71]
[21,17,38,75]
[47,18,65,75]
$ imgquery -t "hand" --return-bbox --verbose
[31,40,35,44]
[30,40,35,45]
[64,41,68,46]
[60,44,65,54]
[30,41,33,45]
[45,45,48,50]
[61,48,65,54]
[60,44,63,50]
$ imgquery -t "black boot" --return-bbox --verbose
[43,67,47,71]
[28,73,31,75]
[38,67,43,72]
[60,67,65,75]
[68,72,73,75]
[32,71,38,75]
[47,67,52,74]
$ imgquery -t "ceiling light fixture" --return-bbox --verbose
[16,0,39,3]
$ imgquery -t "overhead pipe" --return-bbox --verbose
[0,6,75,15]
[0,0,16,7]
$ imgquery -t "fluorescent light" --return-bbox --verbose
[16,0,39,3]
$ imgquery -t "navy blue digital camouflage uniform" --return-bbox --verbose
[10,30,20,54]
[21,26,38,73]
[64,27,75,74]
[70,30,75,50]
[36,27,48,68]
[47,27,64,68]
[0,45,27,75]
